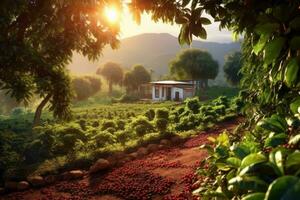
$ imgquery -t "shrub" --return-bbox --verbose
[10,107,27,117]
[114,94,139,103]
[116,130,131,145]
[144,109,155,121]
[72,76,101,101]
[155,118,168,133]
[135,124,147,137]
[106,127,116,134]
[185,97,200,113]
[156,108,169,119]
[101,120,116,131]
[93,131,116,147]
[131,116,154,133]
[116,119,126,130]
[213,105,226,115]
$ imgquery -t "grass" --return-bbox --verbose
[199,86,239,100]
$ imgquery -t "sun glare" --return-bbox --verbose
[105,6,119,23]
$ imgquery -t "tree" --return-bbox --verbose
[0,0,121,126]
[72,76,102,101]
[123,64,151,93]
[97,62,123,95]
[130,0,300,199]
[169,49,218,90]
[224,52,243,86]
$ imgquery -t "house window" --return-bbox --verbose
[162,87,165,97]
[155,86,159,98]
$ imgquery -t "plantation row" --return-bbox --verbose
[0,97,241,185]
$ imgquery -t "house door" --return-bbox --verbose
[175,91,180,101]
[167,88,171,100]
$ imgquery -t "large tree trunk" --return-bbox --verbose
[33,94,51,127]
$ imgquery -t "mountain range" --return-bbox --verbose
[68,33,241,84]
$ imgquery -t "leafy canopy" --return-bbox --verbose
[224,52,243,86]
[169,48,219,81]
[123,64,151,91]
[0,0,121,120]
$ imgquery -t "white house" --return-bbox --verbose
[141,80,195,101]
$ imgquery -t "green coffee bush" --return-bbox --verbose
[155,118,168,133]
[185,97,200,113]
[93,131,116,147]
[155,108,169,119]
[145,109,155,121]
[101,120,116,131]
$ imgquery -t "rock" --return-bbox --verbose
[27,176,45,187]
[137,147,148,157]
[129,152,138,159]
[158,144,164,150]
[17,181,30,191]
[171,136,182,144]
[106,156,117,166]
[160,139,171,146]
[44,175,58,184]
[118,157,131,165]
[4,181,18,191]
[63,170,84,180]
[89,159,110,174]
[0,187,5,195]
[147,144,159,152]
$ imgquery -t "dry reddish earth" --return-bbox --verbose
[1,120,239,200]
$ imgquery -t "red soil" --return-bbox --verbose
[1,119,240,200]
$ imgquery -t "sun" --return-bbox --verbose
[105,6,119,23]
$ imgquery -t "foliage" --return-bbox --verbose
[0,0,121,122]
[97,62,124,95]
[130,1,300,198]
[224,52,243,86]
[169,48,219,89]
[72,76,102,101]
[123,64,151,93]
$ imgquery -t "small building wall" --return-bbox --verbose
[171,87,183,101]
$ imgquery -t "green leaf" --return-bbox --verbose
[265,176,300,200]
[290,36,300,50]
[253,34,269,55]
[289,134,300,145]
[258,115,286,133]
[215,144,229,158]
[264,37,286,65]
[199,17,211,25]
[240,153,267,169]
[286,152,300,172]
[242,193,265,200]
[264,133,287,148]
[192,26,207,39]
[269,149,284,175]
[254,23,279,35]
[229,176,268,192]
[232,144,250,159]
[290,97,300,114]
[285,58,299,87]
[226,157,241,168]
[175,16,189,24]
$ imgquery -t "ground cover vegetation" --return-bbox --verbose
[0,96,240,187]
[130,0,300,199]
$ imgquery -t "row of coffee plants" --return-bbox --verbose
[0,97,240,186]
[193,111,300,199]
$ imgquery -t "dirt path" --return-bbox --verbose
[2,119,240,200]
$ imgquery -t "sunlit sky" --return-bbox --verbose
[118,6,233,43]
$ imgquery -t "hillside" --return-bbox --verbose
[68,33,241,84]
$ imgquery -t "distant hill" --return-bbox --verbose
[68,33,241,85]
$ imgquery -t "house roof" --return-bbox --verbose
[150,80,193,85]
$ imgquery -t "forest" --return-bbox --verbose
[0,0,300,200]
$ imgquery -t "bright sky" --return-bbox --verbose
[119,6,233,43]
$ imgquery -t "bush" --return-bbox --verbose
[116,119,126,130]
[93,131,116,147]
[155,108,169,119]
[131,116,153,133]
[116,130,131,145]
[113,94,139,103]
[10,107,27,117]
[144,109,155,121]
[101,120,116,131]
[155,118,168,133]
[185,97,201,113]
